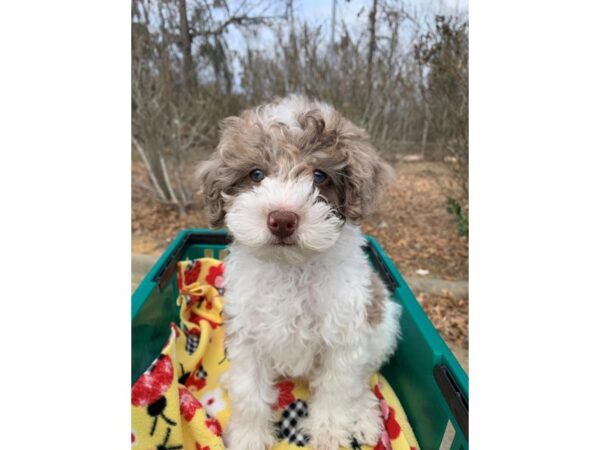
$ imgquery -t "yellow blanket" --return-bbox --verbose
[131,258,419,450]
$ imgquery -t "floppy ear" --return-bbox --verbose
[342,139,394,222]
[196,116,246,229]
[196,157,227,228]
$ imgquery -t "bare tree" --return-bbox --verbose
[132,0,468,214]
[177,0,196,93]
[415,14,469,195]
[366,0,378,98]
[132,0,286,214]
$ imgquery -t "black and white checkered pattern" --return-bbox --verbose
[185,331,200,354]
[275,400,309,446]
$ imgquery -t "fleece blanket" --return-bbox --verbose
[131,257,419,450]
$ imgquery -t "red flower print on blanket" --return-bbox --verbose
[185,361,207,392]
[131,355,176,435]
[373,383,402,450]
[205,417,222,436]
[183,260,203,286]
[196,443,210,450]
[131,355,173,406]
[274,380,295,410]
[206,263,224,288]
[179,387,202,421]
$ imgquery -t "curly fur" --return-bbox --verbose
[196,95,401,450]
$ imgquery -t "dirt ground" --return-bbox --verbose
[132,160,468,356]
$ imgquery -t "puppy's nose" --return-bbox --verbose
[267,211,299,238]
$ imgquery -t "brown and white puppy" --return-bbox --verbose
[197,95,401,450]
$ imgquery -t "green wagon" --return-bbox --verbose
[132,229,469,450]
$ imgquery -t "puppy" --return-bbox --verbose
[197,95,401,450]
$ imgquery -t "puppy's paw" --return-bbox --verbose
[348,392,384,446]
[306,426,351,450]
[301,412,352,450]
[224,423,276,450]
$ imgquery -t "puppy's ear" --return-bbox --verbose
[343,139,394,222]
[196,116,245,228]
[196,157,226,228]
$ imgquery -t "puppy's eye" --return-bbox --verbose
[249,169,265,182]
[313,170,327,185]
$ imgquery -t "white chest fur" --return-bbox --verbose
[223,225,373,378]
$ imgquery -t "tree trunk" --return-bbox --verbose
[366,0,378,98]
[421,107,429,157]
[419,65,430,158]
[178,0,196,94]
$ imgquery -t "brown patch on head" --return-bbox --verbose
[333,121,394,222]
[367,271,389,326]
[196,116,275,228]
[196,96,394,226]
[297,109,332,152]
[298,109,393,222]
[314,178,344,217]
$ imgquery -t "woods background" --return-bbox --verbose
[132,0,468,212]
[131,0,469,362]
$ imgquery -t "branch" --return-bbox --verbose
[132,137,168,202]
[159,154,179,205]
[191,14,285,37]
[133,180,165,202]
[173,168,190,206]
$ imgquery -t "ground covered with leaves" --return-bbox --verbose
[419,292,468,349]
[362,161,468,280]
[132,160,468,355]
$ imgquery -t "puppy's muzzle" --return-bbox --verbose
[267,211,299,239]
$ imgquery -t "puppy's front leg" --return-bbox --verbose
[225,352,277,450]
[304,349,383,450]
